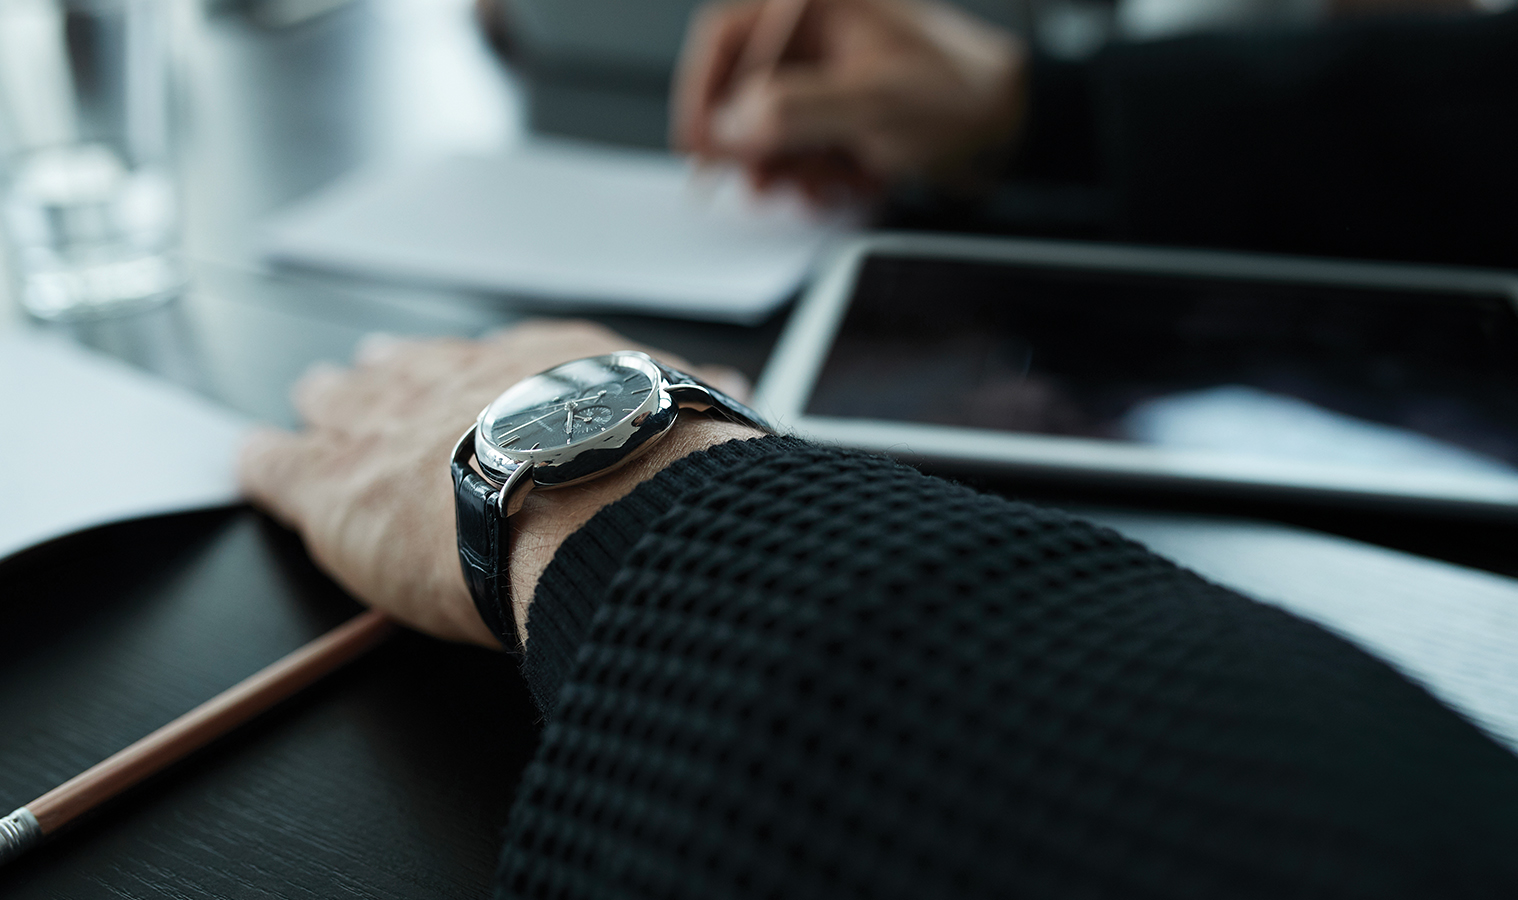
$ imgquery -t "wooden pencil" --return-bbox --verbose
[0,609,395,866]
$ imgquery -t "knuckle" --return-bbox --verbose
[397,336,470,365]
[353,332,404,365]
[293,361,346,402]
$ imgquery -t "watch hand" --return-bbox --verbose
[565,408,574,435]
[494,389,615,440]
[496,406,571,438]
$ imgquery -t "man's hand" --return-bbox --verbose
[672,0,1028,199]
[238,321,760,649]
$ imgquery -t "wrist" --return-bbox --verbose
[505,411,764,643]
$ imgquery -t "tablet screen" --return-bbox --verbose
[806,254,1518,477]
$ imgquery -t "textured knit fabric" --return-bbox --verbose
[499,437,1518,899]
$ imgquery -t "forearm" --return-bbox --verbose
[501,437,1518,897]
[1005,53,1102,186]
[1090,10,1518,265]
[984,12,1518,266]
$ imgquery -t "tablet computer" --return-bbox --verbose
[754,234,1518,515]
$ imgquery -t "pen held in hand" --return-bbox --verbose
[0,609,395,866]
[691,0,812,178]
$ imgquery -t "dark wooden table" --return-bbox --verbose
[0,509,538,899]
[3,1,1518,897]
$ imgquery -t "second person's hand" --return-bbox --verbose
[671,0,1029,198]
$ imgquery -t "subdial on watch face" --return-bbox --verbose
[569,405,614,436]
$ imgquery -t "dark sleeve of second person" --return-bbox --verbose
[493,436,1518,900]
[1010,10,1518,269]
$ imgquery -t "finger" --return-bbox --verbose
[312,338,487,433]
[671,0,766,154]
[790,149,879,205]
[354,331,405,366]
[744,149,863,199]
[712,70,867,161]
[292,361,349,429]
[238,427,331,530]
[292,354,462,435]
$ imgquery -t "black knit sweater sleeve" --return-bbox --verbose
[499,437,1518,899]
[984,12,1518,268]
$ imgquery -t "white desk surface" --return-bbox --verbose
[1094,510,1518,754]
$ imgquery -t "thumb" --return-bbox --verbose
[711,70,865,159]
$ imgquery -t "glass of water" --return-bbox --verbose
[0,0,183,321]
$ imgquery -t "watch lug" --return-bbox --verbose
[666,382,719,412]
[496,460,536,517]
[658,364,770,432]
[451,424,480,477]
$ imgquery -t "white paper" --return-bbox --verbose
[261,142,857,324]
[0,331,253,562]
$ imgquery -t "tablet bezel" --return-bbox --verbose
[754,233,1518,515]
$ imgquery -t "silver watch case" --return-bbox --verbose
[467,350,743,500]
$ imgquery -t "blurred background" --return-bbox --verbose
[2,0,1512,422]
[1,0,523,424]
[1,0,1515,556]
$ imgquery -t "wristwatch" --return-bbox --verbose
[451,350,768,652]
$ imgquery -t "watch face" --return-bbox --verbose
[479,354,661,458]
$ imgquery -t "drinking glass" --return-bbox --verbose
[0,0,183,321]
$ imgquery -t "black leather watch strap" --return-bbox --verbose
[658,363,771,432]
[451,436,521,652]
